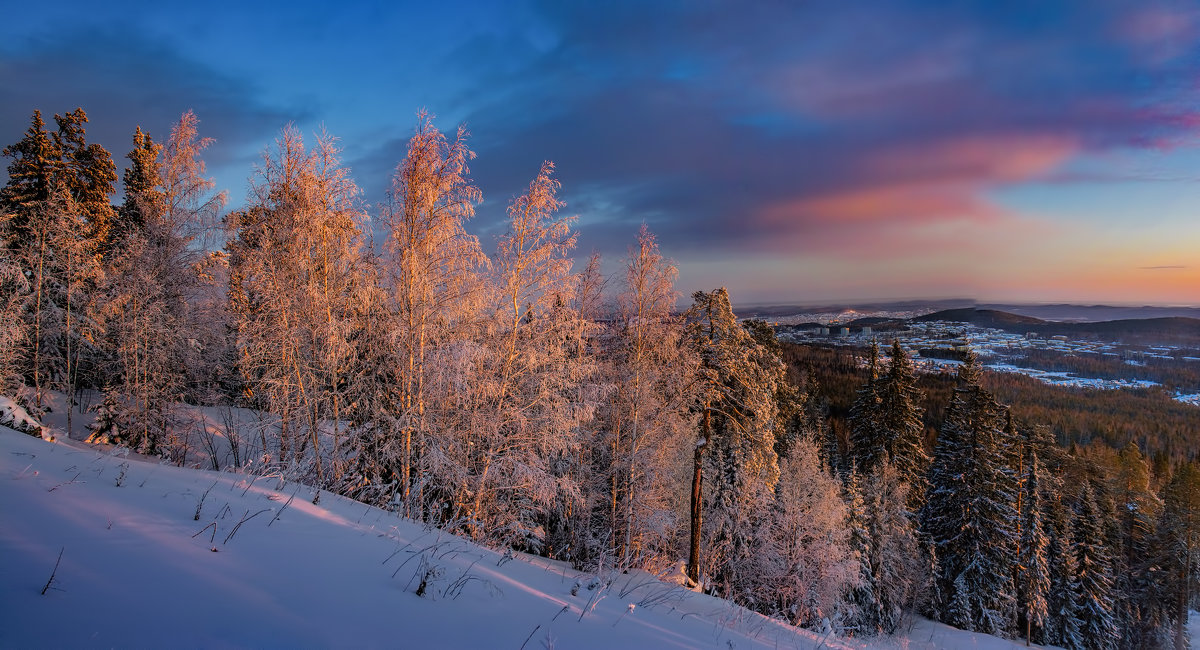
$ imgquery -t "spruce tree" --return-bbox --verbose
[848,341,927,500]
[1018,450,1051,645]
[1073,483,1120,650]
[1,110,61,244]
[920,353,1018,637]
[1110,442,1163,650]
[1160,461,1200,650]
[50,108,117,256]
[860,462,925,635]
[876,340,928,496]
[844,467,879,635]
[848,342,882,473]
[1046,493,1084,649]
[114,126,163,244]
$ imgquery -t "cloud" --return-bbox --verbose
[412,0,1200,268]
[0,28,308,194]
[1138,265,1188,270]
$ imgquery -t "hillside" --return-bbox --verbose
[913,308,1046,328]
[0,427,1047,649]
[914,308,1200,344]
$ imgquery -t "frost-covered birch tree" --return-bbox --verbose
[453,161,591,550]
[94,113,226,455]
[594,225,696,570]
[226,124,364,480]
[377,111,486,516]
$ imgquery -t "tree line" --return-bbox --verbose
[2,107,1199,646]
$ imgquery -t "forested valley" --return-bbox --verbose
[3,107,1199,649]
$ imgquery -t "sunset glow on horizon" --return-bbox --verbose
[3,1,1198,306]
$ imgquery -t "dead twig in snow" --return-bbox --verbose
[40,547,64,595]
[519,624,541,650]
[223,509,270,544]
[268,484,300,527]
[47,473,81,492]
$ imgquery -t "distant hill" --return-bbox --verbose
[913,308,1045,328]
[980,303,1200,322]
[739,300,1200,323]
[914,308,1200,345]
[738,299,972,318]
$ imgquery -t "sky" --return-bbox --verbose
[2,0,1199,306]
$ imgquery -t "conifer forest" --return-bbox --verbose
[4,107,1200,649]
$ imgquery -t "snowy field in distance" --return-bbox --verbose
[984,363,1161,391]
[1175,393,1200,407]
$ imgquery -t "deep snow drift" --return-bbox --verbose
[0,427,1047,649]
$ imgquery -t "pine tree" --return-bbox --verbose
[684,287,781,589]
[921,353,1018,637]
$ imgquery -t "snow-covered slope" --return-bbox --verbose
[0,428,1044,649]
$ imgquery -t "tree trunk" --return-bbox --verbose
[687,406,710,586]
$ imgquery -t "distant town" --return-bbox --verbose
[771,311,1200,406]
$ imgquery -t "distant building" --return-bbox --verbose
[840,327,850,336]
[861,326,873,336]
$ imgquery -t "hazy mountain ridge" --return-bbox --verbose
[916,309,1200,344]
[742,301,1200,323]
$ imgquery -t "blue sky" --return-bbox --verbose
[4,0,1199,305]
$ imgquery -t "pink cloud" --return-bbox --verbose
[864,134,1078,184]
[747,133,1077,256]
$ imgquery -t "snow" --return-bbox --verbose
[1175,393,1200,407]
[984,363,1159,391]
[0,427,1048,649]
[0,394,45,438]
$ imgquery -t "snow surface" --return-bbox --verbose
[0,394,45,438]
[984,363,1160,391]
[0,427,1049,649]
[1175,393,1200,407]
